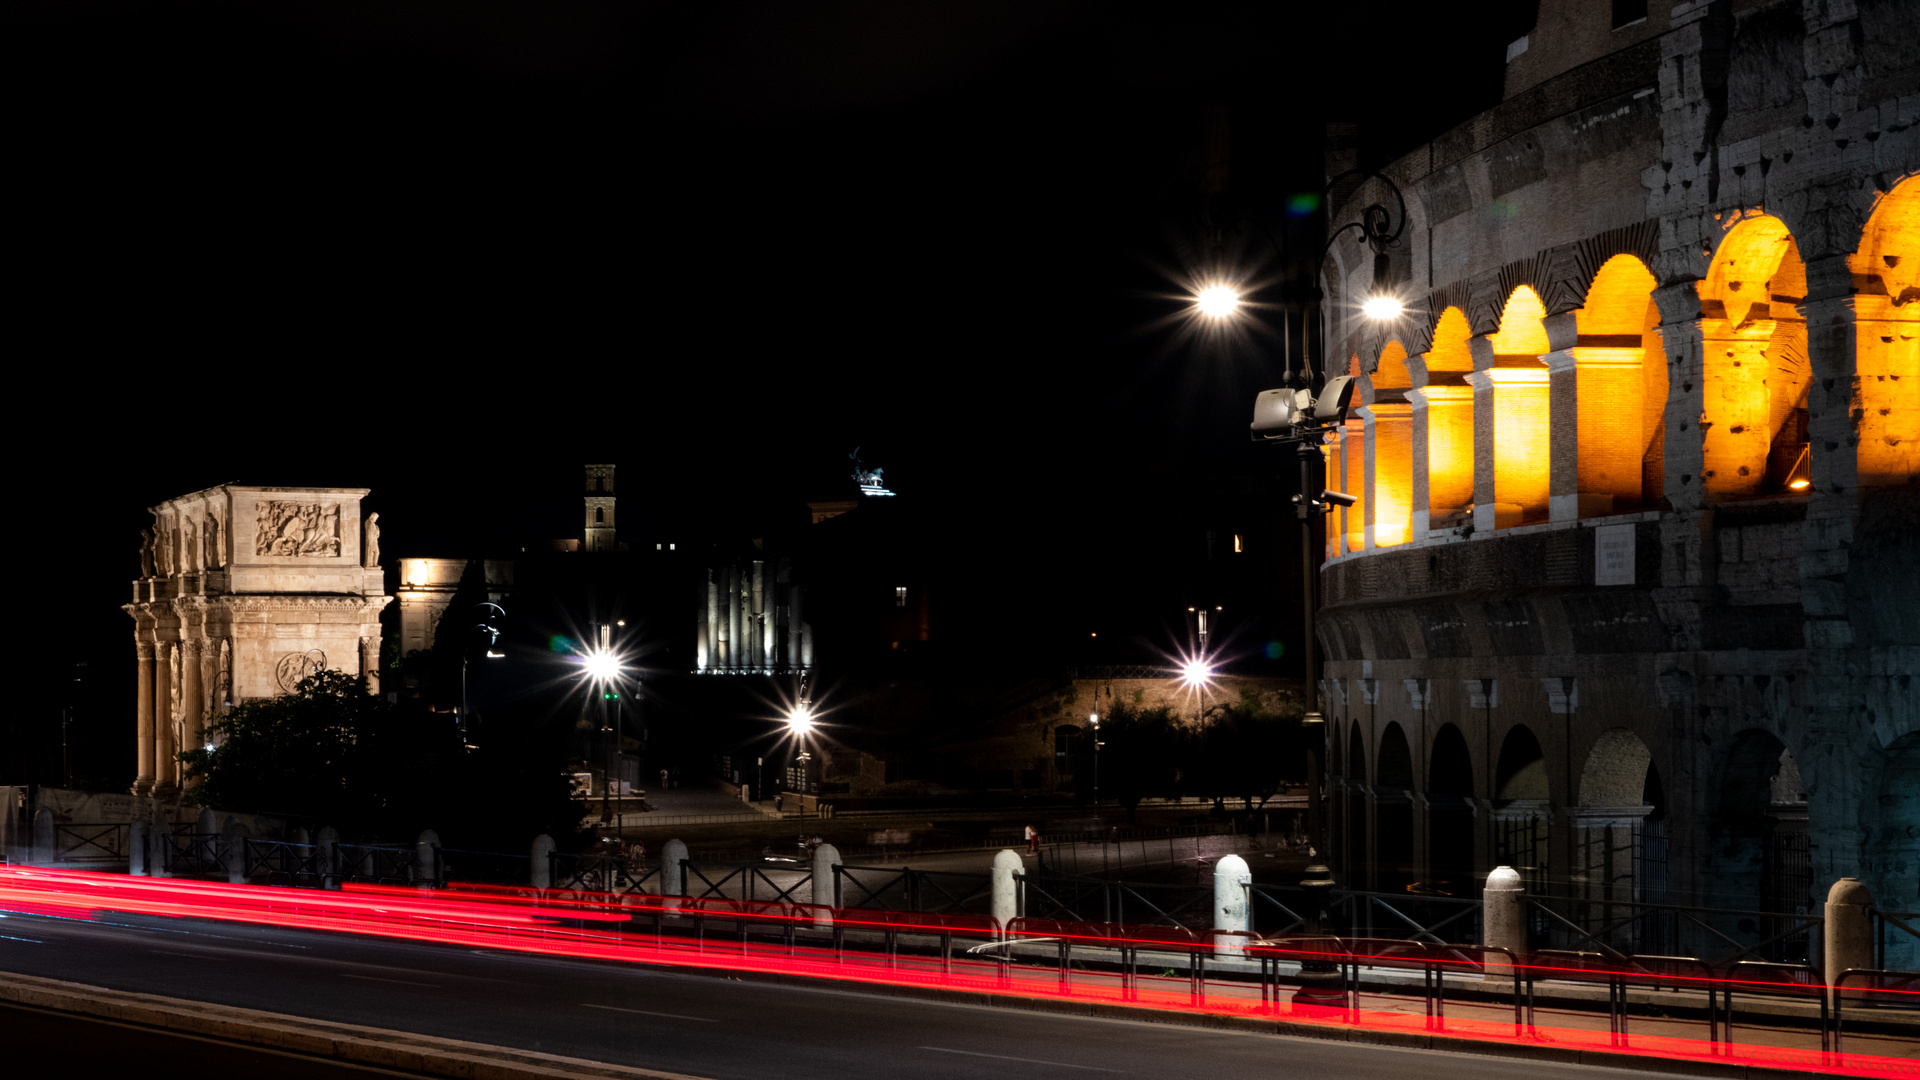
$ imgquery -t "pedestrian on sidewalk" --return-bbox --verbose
[1024,824,1037,855]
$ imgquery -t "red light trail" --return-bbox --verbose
[1,867,1910,1077]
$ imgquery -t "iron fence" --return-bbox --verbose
[834,865,993,915]
[242,838,325,886]
[549,852,660,895]
[51,823,127,863]
[333,843,424,886]
[1526,894,1821,969]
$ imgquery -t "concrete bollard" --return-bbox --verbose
[991,849,1024,933]
[129,818,149,876]
[152,815,175,879]
[1483,866,1526,976]
[1213,854,1252,956]
[416,829,441,889]
[222,820,250,884]
[315,825,339,887]
[659,839,688,900]
[811,843,842,928]
[1825,877,1874,1000]
[31,808,54,865]
[196,806,217,836]
[529,834,555,891]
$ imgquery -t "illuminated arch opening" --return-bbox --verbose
[1700,216,1810,499]
[1850,175,1920,489]
[1483,286,1552,527]
[1571,256,1665,515]
[1339,356,1367,552]
[1421,307,1476,529]
[1370,342,1414,546]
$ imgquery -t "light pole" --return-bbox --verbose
[1195,169,1407,1005]
[581,623,623,831]
[1088,711,1101,807]
[462,603,506,748]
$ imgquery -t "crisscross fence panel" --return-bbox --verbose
[833,866,993,915]
[242,839,324,887]
[1528,894,1821,969]
[333,843,421,886]
[550,852,659,895]
[52,823,127,864]
[680,860,811,904]
[160,832,224,878]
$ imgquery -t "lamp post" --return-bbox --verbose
[462,603,506,748]
[1195,169,1407,1007]
[1089,711,1101,807]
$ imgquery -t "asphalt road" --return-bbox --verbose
[0,908,1705,1080]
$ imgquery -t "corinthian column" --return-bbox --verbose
[180,640,204,757]
[153,642,177,791]
[134,640,155,795]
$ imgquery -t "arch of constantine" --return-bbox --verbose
[123,485,391,797]
[1315,0,1917,965]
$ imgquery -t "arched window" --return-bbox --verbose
[1370,342,1414,545]
[1850,175,1920,489]
[1571,255,1664,515]
[1480,286,1552,527]
[1421,307,1476,529]
[594,507,605,524]
[1699,216,1810,499]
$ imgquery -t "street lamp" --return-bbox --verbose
[581,622,626,830]
[1197,170,1409,1007]
[1088,711,1101,807]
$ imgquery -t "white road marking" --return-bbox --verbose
[580,1003,718,1022]
[340,973,439,988]
[920,1047,1123,1072]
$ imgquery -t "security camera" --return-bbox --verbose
[1320,489,1358,508]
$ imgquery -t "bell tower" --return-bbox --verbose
[584,464,616,552]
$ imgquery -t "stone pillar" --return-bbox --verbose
[129,818,149,876]
[221,819,250,884]
[1212,853,1252,956]
[32,807,55,865]
[696,574,712,672]
[1483,865,1525,975]
[660,838,688,898]
[179,640,204,758]
[153,641,177,791]
[990,849,1024,933]
[317,825,340,887]
[134,641,156,795]
[811,842,842,927]
[529,834,555,890]
[416,829,440,888]
[1824,877,1874,996]
[1699,316,1778,498]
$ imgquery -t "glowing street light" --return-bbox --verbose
[582,650,620,683]
[1195,284,1241,319]
[1361,293,1404,320]
[786,703,816,736]
[1180,657,1214,687]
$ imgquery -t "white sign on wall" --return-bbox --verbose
[1595,523,1636,586]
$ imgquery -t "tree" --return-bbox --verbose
[1198,686,1307,813]
[179,670,581,849]
[1091,701,1185,823]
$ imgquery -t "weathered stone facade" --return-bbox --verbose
[1316,0,1917,964]
[124,485,391,797]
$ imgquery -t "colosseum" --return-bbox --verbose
[1313,0,1916,965]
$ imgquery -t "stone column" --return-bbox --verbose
[179,640,204,757]
[529,833,555,890]
[696,574,712,672]
[134,640,156,795]
[1698,314,1778,498]
[153,641,177,791]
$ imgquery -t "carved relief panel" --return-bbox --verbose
[254,501,343,558]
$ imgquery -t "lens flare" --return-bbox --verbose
[581,650,620,682]
[786,705,816,736]
[1195,285,1241,319]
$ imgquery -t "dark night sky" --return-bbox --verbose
[9,0,1532,784]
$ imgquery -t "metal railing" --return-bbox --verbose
[332,843,425,886]
[242,838,324,887]
[1874,910,1920,971]
[834,865,993,915]
[549,852,659,896]
[1527,894,1821,968]
[51,823,127,863]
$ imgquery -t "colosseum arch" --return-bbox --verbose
[1571,728,1657,951]
[1698,215,1812,500]
[1563,255,1666,517]
[1428,723,1475,895]
[1703,729,1812,961]
[1850,174,1920,489]
[1475,285,1553,528]
[1369,342,1415,546]
[1375,722,1415,892]
[1345,722,1370,889]
[1869,732,1920,969]
[1494,724,1550,893]
[1420,307,1477,530]
[1337,355,1368,553]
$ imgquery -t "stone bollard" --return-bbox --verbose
[1483,866,1526,976]
[416,829,441,889]
[1213,854,1252,956]
[316,826,340,888]
[811,843,842,928]
[196,806,217,836]
[1825,877,1874,1001]
[129,819,149,876]
[991,849,1024,934]
[31,808,54,865]
[529,834,555,891]
[152,815,175,878]
[659,839,688,900]
[221,820,250,884]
